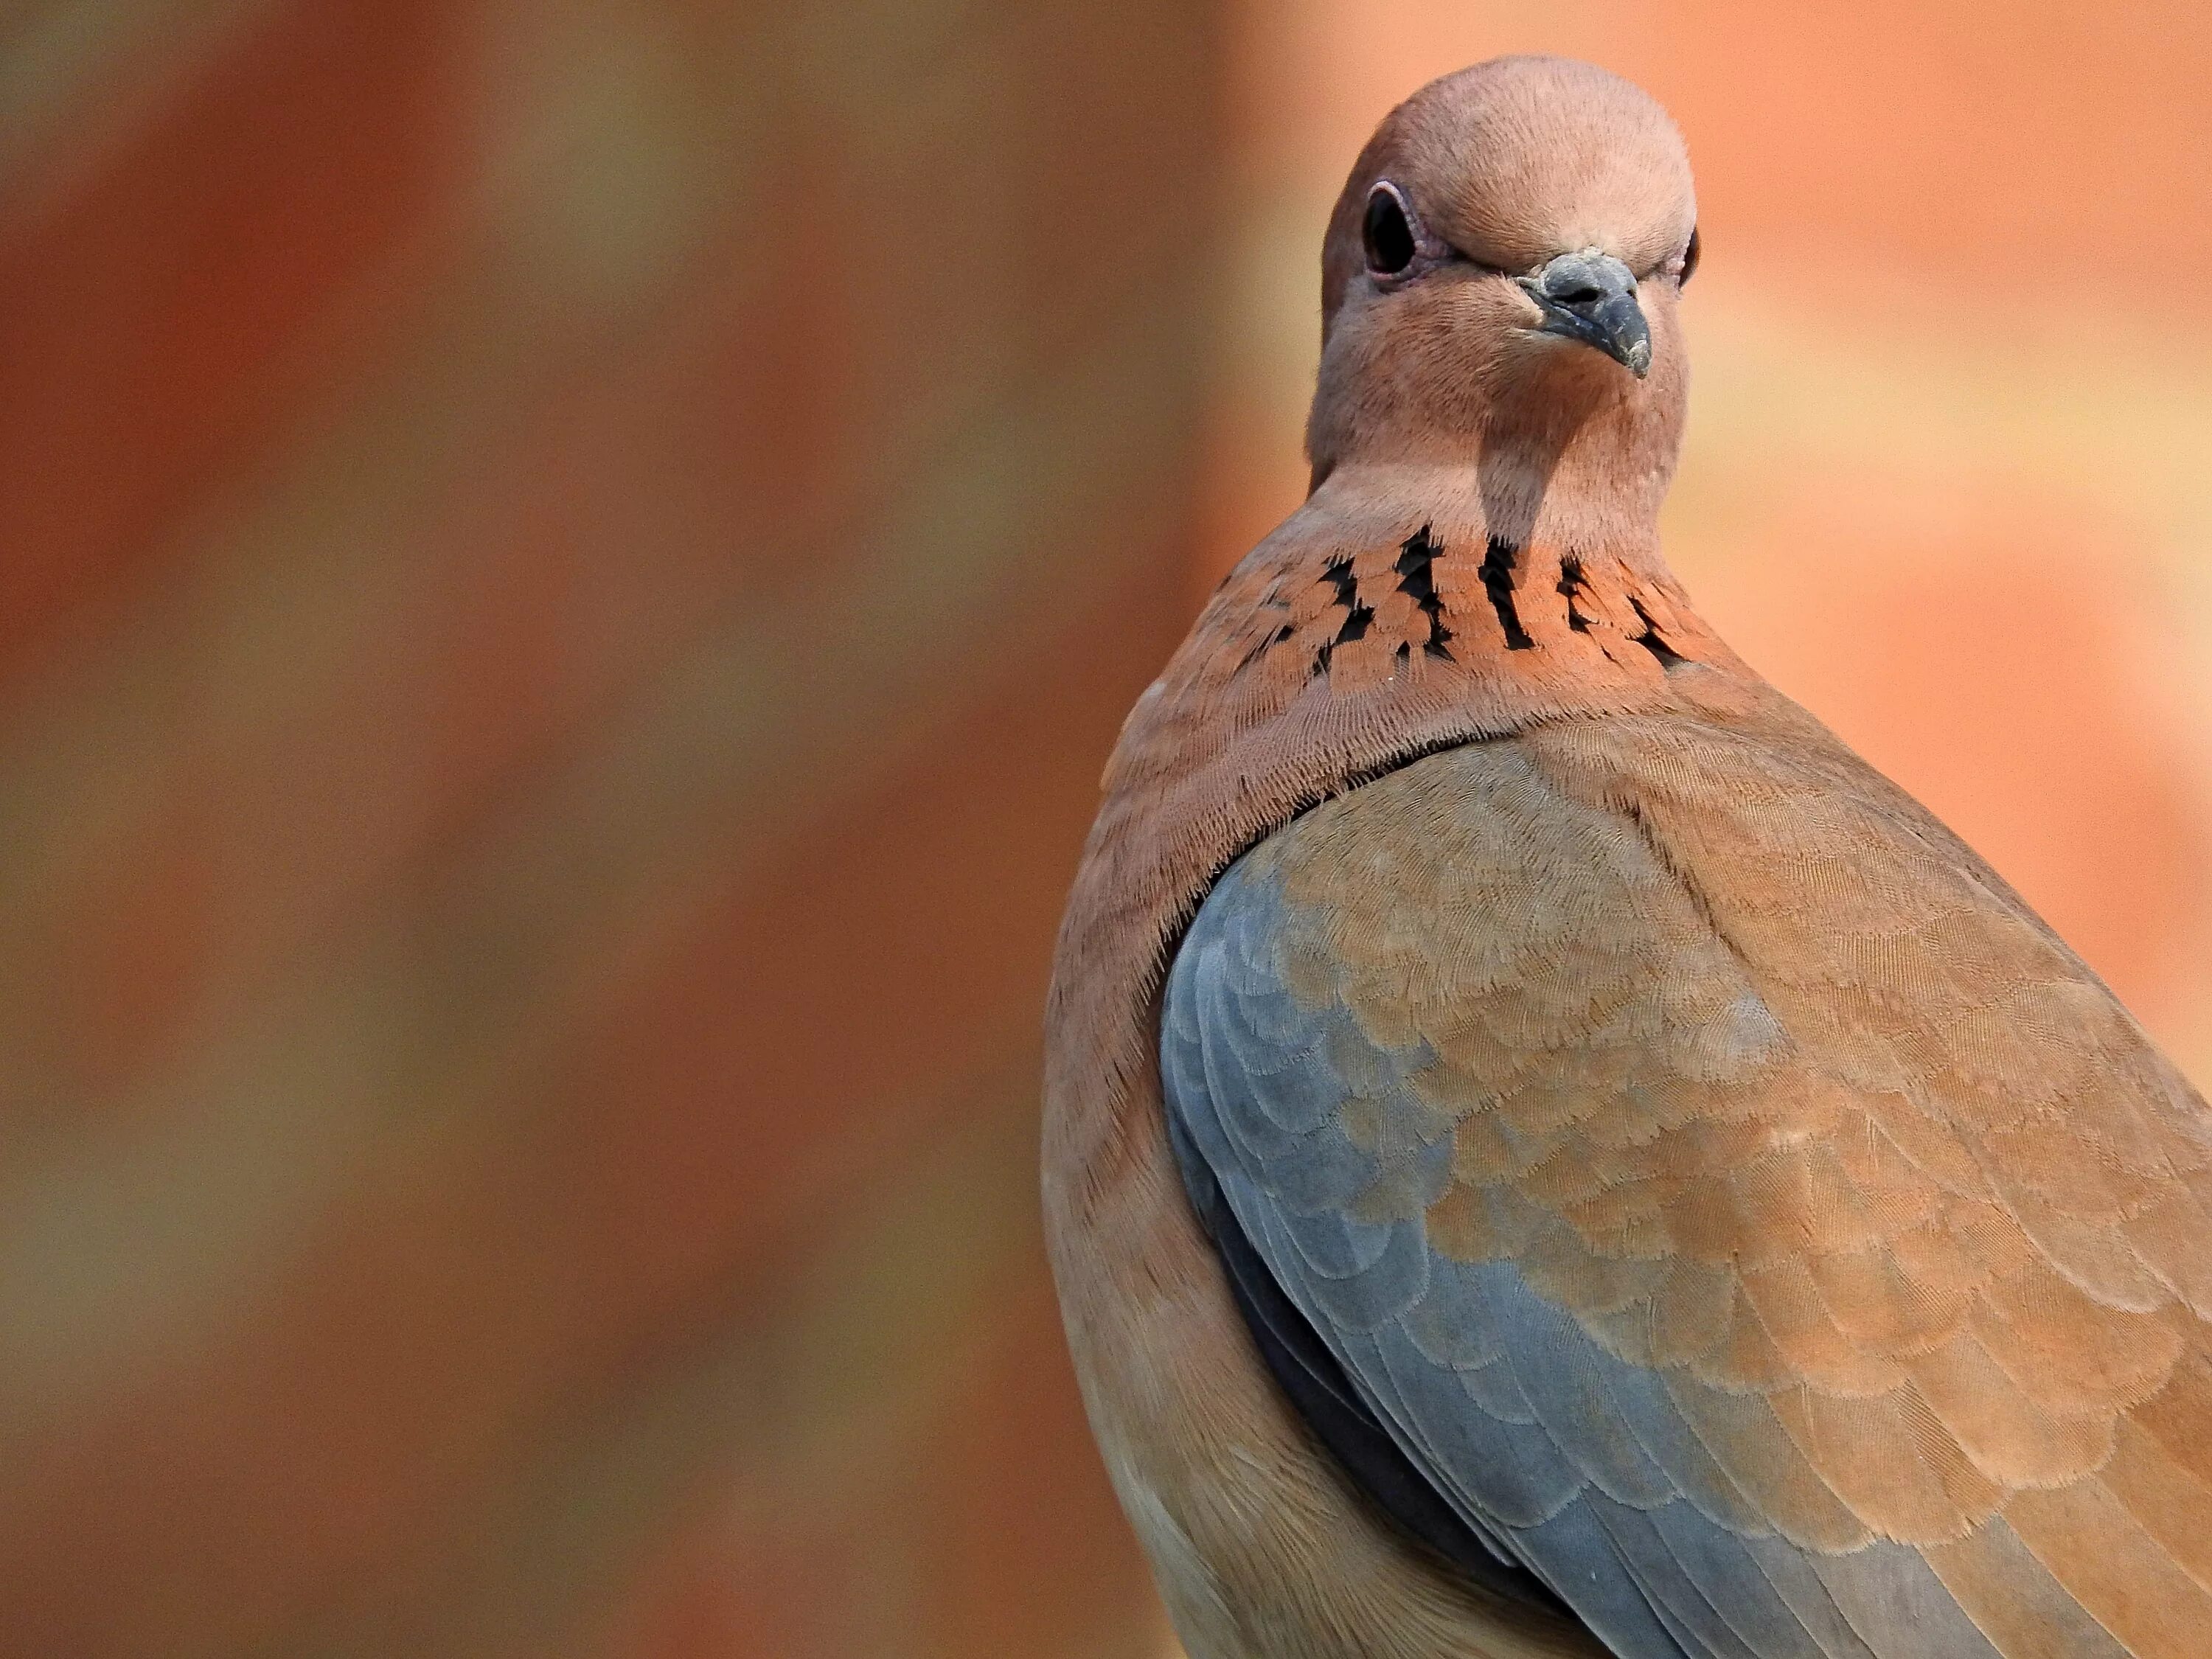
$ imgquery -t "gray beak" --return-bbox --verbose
[1516,251,1652,378]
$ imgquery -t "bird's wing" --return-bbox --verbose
[1161,706,2212,1659]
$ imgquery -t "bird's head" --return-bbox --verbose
[1306,58,1697,538]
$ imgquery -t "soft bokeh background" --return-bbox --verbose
[0,3,2206,1656]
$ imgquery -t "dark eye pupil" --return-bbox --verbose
[1363,186,1416,276]
[1680,226,1701,284]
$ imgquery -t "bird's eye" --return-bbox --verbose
[1363,183,1416,277]
[1679,225,1700,285]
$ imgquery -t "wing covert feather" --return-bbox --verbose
[1161,711,2212,1658]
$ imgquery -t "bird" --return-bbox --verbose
[1040,53,2212,1659]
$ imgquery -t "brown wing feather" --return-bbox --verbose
[1232,699,2212,1655]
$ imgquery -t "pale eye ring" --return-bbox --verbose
[1676,225,1701,285]
[1363,182,1417,277]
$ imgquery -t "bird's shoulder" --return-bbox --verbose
[1229,695,2195,1169]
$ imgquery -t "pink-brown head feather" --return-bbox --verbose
[1309,58,1699,554]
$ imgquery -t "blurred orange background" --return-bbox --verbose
[0,3,2207,1656]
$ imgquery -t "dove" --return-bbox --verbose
[1040,54,2212,1659]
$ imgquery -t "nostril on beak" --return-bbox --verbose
[1537,251,1636,306]
[1523,251,1651,377]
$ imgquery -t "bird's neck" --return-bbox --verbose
[1307,450,1672,582]
[1095,459,1733,824]
[1307,359,1685,566]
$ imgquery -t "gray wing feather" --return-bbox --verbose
[1163,848,2012,1659]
